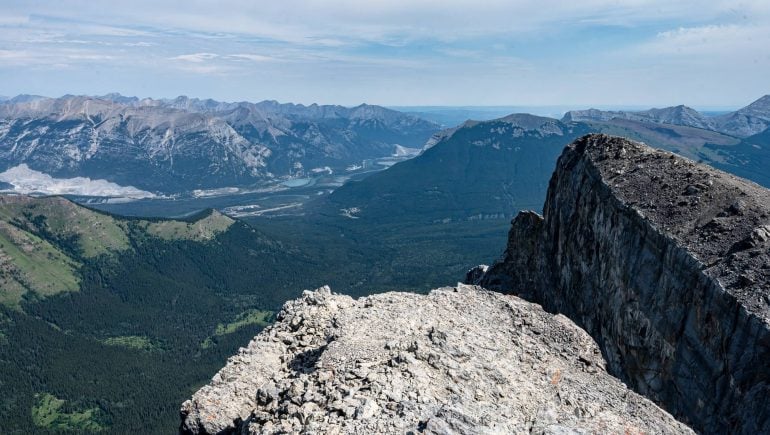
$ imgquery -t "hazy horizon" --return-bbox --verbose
[0,92,751,114]
[2,1,769,107]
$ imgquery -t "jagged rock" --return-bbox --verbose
[474,134,770,434]
[180,285,691,434]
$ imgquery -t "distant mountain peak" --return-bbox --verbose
[500,113,561,127]
[562,104,713,131]
[739,95,770,114]
[6,94,48,104]
[492,113,568,137]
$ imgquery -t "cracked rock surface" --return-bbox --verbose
[473,134,770,434]
[180,285,691,434]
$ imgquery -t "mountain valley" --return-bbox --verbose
[2,95,770,434]
[0,195,330,433]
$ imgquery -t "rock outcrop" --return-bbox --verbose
[180,285,691,434]
[472,134,770,433]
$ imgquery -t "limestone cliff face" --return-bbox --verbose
[473,134,770,434]
[180,286,690,434]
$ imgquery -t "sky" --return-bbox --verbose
[0,0,768,107]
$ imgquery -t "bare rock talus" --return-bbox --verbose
[474,134,770,433]
[180,285,691,434]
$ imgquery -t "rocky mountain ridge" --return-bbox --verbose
[180,285,692,434]
[562,105,714,130]
[0,95,440,194]
[472,134,770,433]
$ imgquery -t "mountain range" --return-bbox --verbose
[182,134,770,434]
[0,95,440,194]
[563,95,770,137]
[315,97,770,229]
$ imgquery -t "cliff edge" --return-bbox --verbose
[180,286,690,434]
[472,134,770,433]
[180,133,770,434]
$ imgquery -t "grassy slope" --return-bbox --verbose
[0,221,80,308]
[0,195,130,257]
[0,197,236,310]
[0,195,296,434]
[140,210,234,241]
[31,393,106,432]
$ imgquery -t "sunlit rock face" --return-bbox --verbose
[180,285,691,434]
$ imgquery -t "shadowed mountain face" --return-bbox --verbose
[319,115,593,223]
[0,95,440,194]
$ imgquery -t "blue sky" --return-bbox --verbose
[1,0,768,107]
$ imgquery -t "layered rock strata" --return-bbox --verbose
[180,285,691,434]
[472,134,770,433]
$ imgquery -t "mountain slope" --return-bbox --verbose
[0,194,327,433]
[319,114,593,223]
[0,95,440,194]
[318,106,770,229]
[713,95,770,137]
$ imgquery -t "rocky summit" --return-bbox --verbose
[472,134,770,433]
[180,285,691,434]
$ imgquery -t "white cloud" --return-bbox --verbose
[123,41,155,47]
[228,54,273,62]
[170,53,219,63]
[6,0,769,45]
[649,24,770,56]
[1,0,769,105]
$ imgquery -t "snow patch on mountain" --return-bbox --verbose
[0,164,156,198]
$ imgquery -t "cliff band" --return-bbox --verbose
[472,134,770,433]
